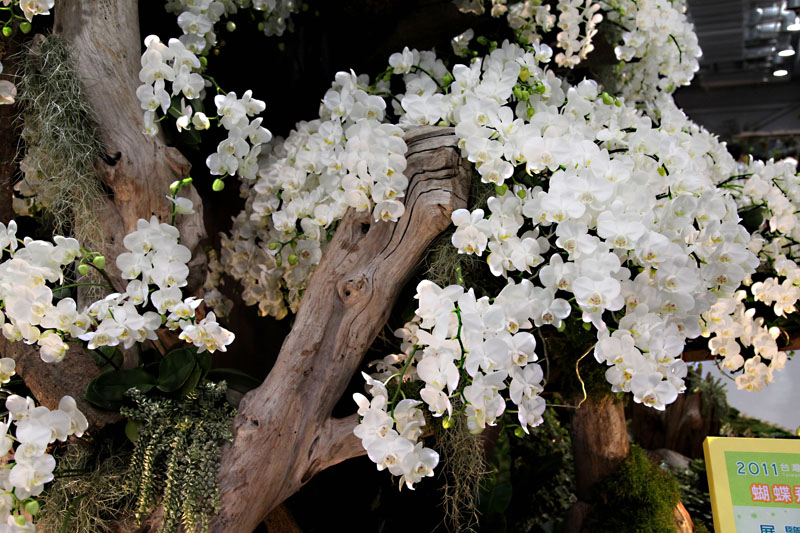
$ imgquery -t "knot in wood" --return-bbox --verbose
[337,274,370,303]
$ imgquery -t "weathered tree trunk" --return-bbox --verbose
[570,395,630,502]
[203,126,470,533]
[564,395,630,532]
[0,1,206,427]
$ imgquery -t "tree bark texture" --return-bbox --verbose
[207,126,470,533]
[570,395,630,502]
[565,395,630,532]
[630,389,720,459]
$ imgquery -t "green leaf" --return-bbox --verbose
[89,346,123,373]
[206,368,261,394]
[125,419,141,443]
[180,363,203,397]
[156,348,197,392]
[84,368,156,409]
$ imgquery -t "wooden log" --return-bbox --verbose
[0,1,207,428]
[204,126,470,533]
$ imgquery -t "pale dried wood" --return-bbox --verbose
[204,126,470,533]
[0,1,207,428]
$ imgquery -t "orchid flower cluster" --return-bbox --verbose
[127,0,800,489]
[354,279,547,489]
[603,0,701,107]
[137,34,273,190]
[455,0,603,69]
[696,156,800,392]
[165,0,299,53]
[0,199,233,363]
[0,357,87,532]
[211,67,412,318]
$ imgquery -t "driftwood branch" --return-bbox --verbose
[205,126,470,533]
[0,1,207,427]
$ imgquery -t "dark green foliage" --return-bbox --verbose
[587,445,681,533]
[122,382,236,533]
[540,319,605,403]
[685,369,729,423]
[502,406,576,533]
[722,408,797,439]
[671,458,713,532]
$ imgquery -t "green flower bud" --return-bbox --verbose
[199,56,208,67]
[516,189,526,199]
[287,254,298,265]
[92,256,106,270]
[14,515,25,527]
[77,264,90,276]
[24,500,39,516]
[442,73,454,86]
[534,83,546,95]
[527,106,535,119]
[278,42,285,52]
[182,177,193,185]
[476,36,488,46]
[601,92,614,105]
[442,417,453,429]
[169,180,181,194]
[19,22,31,34]
[519,67,530,82]
[226,21,236,32]
[495,184,508,196]
[258,22,265,31]
[658,166,666,177]
[268,242,279,251]
[582,322,591,331]
[2,27,11,38]
[212,178,225,192]
[514,427,526,438]
[275,256,282,267]
[520,89,530,100]
[518,34,530,45]
[513,86,523,99]
[615,98,622,107]
[437,120,448,127]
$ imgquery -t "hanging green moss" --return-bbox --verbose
[586,444,681,533]
[16,34,107,247]
[122,382,236,533]
[434,398,488,533]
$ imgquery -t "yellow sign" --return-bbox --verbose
[704,437,800,532]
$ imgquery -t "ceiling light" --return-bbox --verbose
[779,48,796,56]
[773,68,789,76]
[788,17,800,31]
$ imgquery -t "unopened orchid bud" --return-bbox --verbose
[77,264,89,276]
[93,256,106,269]
[212,178,225,192]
